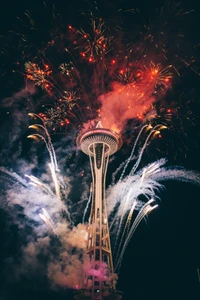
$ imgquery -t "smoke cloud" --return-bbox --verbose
[1,178,88,289]
[98,78,170,133]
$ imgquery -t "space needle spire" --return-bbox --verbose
[75,122,122,300]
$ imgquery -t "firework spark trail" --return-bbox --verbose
[49,162,61,201]
[41,208,55,224]
[111,161,126,185]
[115,199,158,271]
[27,130,62,197]
[141,162,162,180]
[27,132,55,164]
[122,200,138,238]
[0,167,28,187]
[112,188,136,255]
[113,124,167,185]
[118,124,149,182]
[129,125,167,176]
[0,168,68,217]
[112,125,156,184]
[28,115,76,226]
[25,148,72,227]
[108,161,163,257]
[25,174,55,196]
[28,113,59,171]
[114,198,137,263]
[27,114,66,202]
[151,168,200,185]
[82,192,92,224]
[39,208,56,233]
[25,165,64,209]
[108,157,200,271]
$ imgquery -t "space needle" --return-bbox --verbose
[75,121,122,300]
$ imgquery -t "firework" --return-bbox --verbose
[108,146,200,273]
[39,208,56,233]
[0,1,200,297]
[25,61,53,93]
[2,2,198,135]
[1,1,198,161]
[1,122,199,284]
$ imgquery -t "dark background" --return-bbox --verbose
[0,0,200,299]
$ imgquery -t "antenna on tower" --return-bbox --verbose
[95,121,103,128]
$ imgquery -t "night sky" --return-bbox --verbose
[0,0,200,300]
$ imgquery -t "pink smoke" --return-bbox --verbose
[98,68,171,132]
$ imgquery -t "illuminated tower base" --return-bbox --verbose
[75,122,122,300]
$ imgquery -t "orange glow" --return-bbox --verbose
[88,57,94,62]
[110,125,120,133]
[151,69,158,75]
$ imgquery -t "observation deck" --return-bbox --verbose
[76,122,123,157]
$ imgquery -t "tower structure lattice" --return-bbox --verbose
[75,122,122,300]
